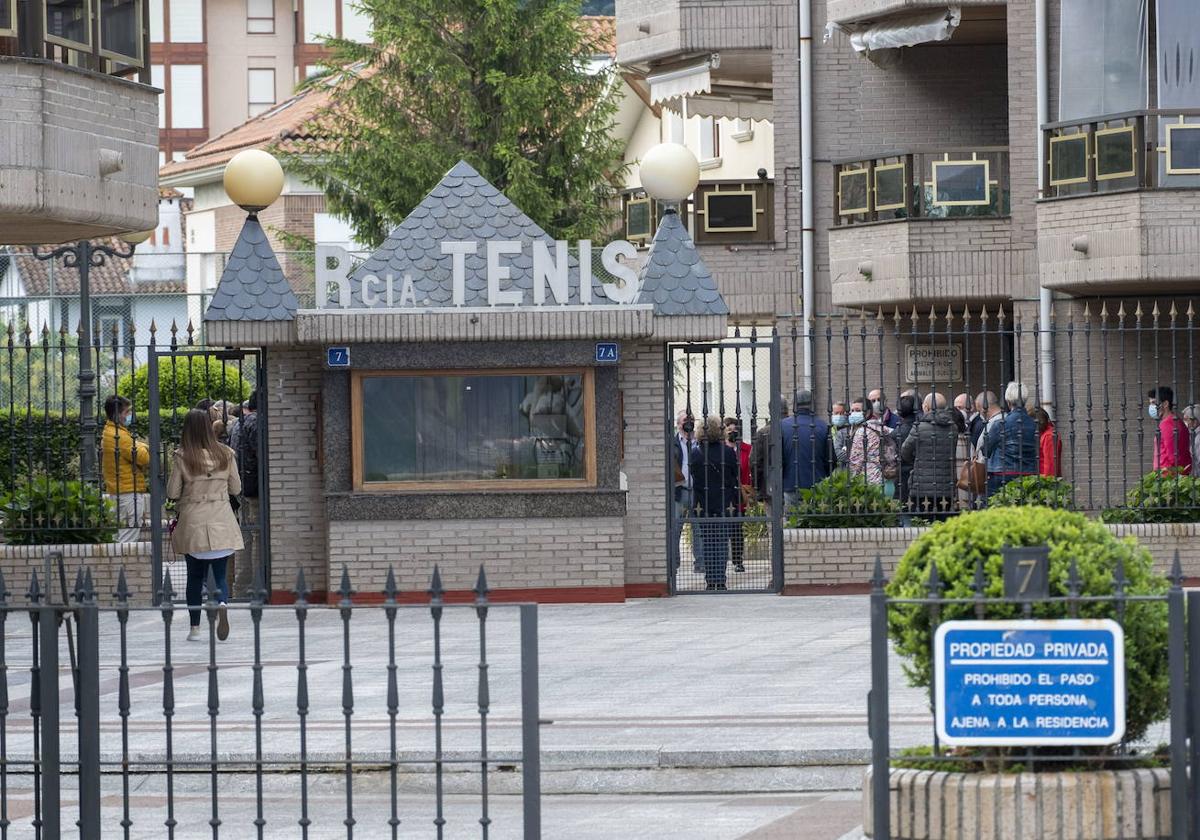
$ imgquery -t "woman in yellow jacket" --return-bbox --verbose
[166,409,243,642]
[101,396,150,542]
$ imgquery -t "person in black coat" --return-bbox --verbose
[689,415,741,591]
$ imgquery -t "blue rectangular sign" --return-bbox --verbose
[595,342,619,363]
[934,619,1125,746]
[327,346,350,368]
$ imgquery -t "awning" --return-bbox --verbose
[647,58,717,106]
[659,91,773,122]
[825,6,962,55]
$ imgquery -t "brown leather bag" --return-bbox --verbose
[958,456,987,494]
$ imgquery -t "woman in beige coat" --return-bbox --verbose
[167,409,244,642]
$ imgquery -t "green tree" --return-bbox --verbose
[279,0,627,247]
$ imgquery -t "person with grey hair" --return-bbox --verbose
[982,381,1038,497]
[780,389,831,506]
[1182,405,1200,469]
[901,392,959,519]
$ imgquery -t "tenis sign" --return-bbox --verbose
[315,241,642,310]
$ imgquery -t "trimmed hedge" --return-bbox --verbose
[117,356,252,414]
[887,507,1169,745]
[1,476,118,544]
[786,471,902,528]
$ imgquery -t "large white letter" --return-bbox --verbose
[315,245,352,309]
[441,241,478,306]
[578,239,592,305]
[533,240,570,306]
[600,240,642,305]
[361,274,384,307]
[487,241,524,306]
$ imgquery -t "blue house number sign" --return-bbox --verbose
[327,347,351,368]
[595,342,619,363]
[935,619,1125,746]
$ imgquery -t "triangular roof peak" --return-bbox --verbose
[203,216,299,321]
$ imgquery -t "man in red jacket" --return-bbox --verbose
[1149,386,1193,474]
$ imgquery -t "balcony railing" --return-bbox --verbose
[621,180,775,246]
[1041,109,1200,199]
[832,147,1011,226]
[0,0,149,79]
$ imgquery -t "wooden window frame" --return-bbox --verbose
[931,159,991,207]
[1094,125,1137,181]
[98,0,144,65]
[0,0,18,36]
[245,0,273,32]
[837,167,870,216]
[350,367,598,493]
[1048,133,1089,187]
[247,66,276,117]
[1165,123,1200,175]
[625,196,652,242]
[44,0,93,52]
[701,189,759,233]
[873,162,907,212]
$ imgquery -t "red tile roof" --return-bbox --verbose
[4,242,185,296]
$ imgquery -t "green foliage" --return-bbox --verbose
[0,476,118,544]
[887,507,1170,744]
[117,357,251,415]
[786,471,902,528]
[987,475,1074,510]
[0,330,134,412]
[278,0,628,248]
[1101,469,1200,524]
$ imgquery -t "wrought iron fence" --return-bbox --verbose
[866,551,1197,839]
[1,560,541,839]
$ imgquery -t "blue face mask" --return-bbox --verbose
[831,414,847,428]
[1148,404,1160,420]
[122,413,132,427]
[848,411,865,426]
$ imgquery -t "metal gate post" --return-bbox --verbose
[75,573,100,839]
[768,330,784,592]
[255,349,272,591]
[38,603,60,839]
[519,604,541,839]
[664,346,678,594]
[869,557,890,840]
[148,349,164,605]
[1188,590,1200,837]
[1168,578,1187,840]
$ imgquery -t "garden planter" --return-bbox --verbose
[863,766,1174,839]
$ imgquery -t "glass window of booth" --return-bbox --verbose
[351,369,596,490]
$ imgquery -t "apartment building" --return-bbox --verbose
[151,0,370,162]
[616,0,1200,508]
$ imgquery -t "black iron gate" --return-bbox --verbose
[148,346,271,604]
[666,331,783,594]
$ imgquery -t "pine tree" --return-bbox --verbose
[279,0,627,248]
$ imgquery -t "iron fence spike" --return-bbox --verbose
[115,567,129,602]
[927,560,942,595]
[870,555,886,590]
[294,567,309,602]
[1187,300,1196,320]
[0,567,7,605]
[159,565,175,603]
[429,565,445,601]
[1134,301,1143,318]
[1114,556,1127,592]
[383,566,398,602]
[205,566,220,606]
[83,568,95,602]
[27,569,40,604]
[338,564,354,604]
[1099,300,1108,320]
[972,556,986,595]
[1082,301,1091,320]
[1067,557,1081,596]
[73,567,85,601]
[1151,300,1160,319]
[475,566,489,601]
[1170,550,1184,587]
[1117,301,1127,320]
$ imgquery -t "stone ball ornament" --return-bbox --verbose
[223,149,285,212]
[640,142,701,202]
[119,228,154,245]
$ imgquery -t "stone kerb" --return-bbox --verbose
[783,521,1200,589]
[863,766,1174,840]
[0,542,156,604]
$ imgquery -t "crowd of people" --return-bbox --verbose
[100,391,261,642]
[672,381,1198,589]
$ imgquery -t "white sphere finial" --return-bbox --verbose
[640,143,700,202]
[223,149,285,213]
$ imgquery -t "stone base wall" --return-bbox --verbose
[865,767,1174,840]
[783,523,1200,591]
[325,517,627,601]
[0,543,156,605]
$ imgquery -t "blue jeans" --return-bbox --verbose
[185,555,230,627]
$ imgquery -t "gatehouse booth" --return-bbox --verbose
[203,160,737,602]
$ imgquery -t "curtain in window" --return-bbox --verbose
[1158,0,1200,108]
[1058,0,1148,120]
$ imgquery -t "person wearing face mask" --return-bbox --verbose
[830,402,850,468]
[1148,386,1193,474]
[1181,406,1200,469]
[672,410,702,573]
[724,417,753,572]
[867,389,900,430]
[845,397,898,488]
[102,394,151,543]
[893,395,918,507]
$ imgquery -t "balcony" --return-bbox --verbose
[829,147,1014,308]
[826,0,1004,29]
[0,3,158,244]
[620,180,775,247]
[1038,109,1200,294]
[614,0,775,67]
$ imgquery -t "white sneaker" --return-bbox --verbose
[187,627,202,642]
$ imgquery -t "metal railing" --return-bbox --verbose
[1041,108,1200,199]
[5,560,541,838]
[832,147,1010,225]
[867,551,1196,839]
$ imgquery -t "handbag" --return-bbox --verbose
[958,453,987,494]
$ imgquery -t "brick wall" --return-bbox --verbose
[783,522,1200,590]
[620,341,669,587]
[0,542,156,605]
[325,517,626,597]
[264,347,327,594]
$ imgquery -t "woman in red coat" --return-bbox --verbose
[725,417,753,573]
[1031,407,1062,478]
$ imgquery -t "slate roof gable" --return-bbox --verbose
[637,209,729,316]
[203,216,299,322]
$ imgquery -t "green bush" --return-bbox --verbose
[0,476,118,544]
[987,475,1074,510]
[887,507,1169,744]
[117,356,251,414]
[1101,469,1200,524]
[786,471,902,528]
